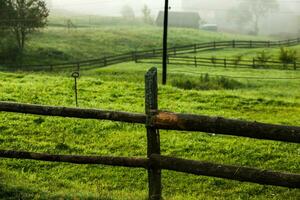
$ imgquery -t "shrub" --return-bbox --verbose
[171,74,244,90]
[233,54,244,66]
[279,47,297,64]
[255,50,272,68]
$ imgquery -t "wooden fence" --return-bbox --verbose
[1,38,300,72]
[137,55,300,71]
[0,68,299,199]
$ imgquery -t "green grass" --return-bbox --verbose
[0,15,299,199]
[9,23,272,65]
[0,62,299,199]
[193,45,300,61]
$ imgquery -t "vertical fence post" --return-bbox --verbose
[213,41,216,49]
[145,68,161,200]
[77,63,80,72]
[232,40,235,48]
[294,61,297,70]
[249,40,252,48]
[132,52,136,62]
[224,58,227,68]
[103,57,107,66]
[194,56,197,67]
[173,47,176,56]
[194,44,197,53]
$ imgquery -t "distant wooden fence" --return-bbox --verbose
[0,68,299,199]
[1,38,300,72]
[137,55,300,70]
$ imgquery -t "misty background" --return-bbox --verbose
[46,0,300,36]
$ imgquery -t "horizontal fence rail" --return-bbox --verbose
[0,102,299,143]
[0,150,299,189]
[0,68,299,199]
[1,37,300,72]
[137,55,300,71]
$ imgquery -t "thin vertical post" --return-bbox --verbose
[145,68,161,200]
[294,61,297,70]
[194,44,197,53]
[72,72,80,107]
[77,63,80,72]
[224,58,227,68]
[162,0,169,85]
[232,40,235,48]
[194,56,197,67]
[103,57,107,66]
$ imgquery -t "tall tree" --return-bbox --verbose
[121,5,135,20]
[5,0,49,53]
[231,0,278,35]
[142,5,153,24]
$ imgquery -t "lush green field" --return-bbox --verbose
[13,23,272,65]
[1,14,299,199]
[192,45,300,61]
[0,61,299,199]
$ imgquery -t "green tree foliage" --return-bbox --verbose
[3,0,49,53]
[279,47,297,64]
[121,5,135,20]
[255,50,272,67]
[142,5,153,24]
[230,0,278,35]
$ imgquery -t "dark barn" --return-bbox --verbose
[156,11,201,29]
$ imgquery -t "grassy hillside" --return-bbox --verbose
[13,23,272,65]
[0,62,299,199]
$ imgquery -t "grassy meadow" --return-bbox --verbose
[0,61,300,199]
[0,15,300,200]
[3,15,273,66]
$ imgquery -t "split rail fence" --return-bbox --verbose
[1,38,300,72]
[0,68,299,199]
[137,55,300,71]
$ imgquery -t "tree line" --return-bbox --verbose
[0,0,49,63]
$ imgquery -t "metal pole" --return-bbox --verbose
[72,72,80,107]
[162,0,169,85]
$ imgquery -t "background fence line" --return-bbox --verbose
[137,55,300,71]
[1,38,300,72]
[0,68,299,199]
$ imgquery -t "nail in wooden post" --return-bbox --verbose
[145,67,161,200]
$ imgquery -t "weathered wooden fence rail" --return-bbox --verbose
[137,55,300,71]
[0,68,299,199]
[1,38,300,72]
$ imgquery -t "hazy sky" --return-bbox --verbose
[50,0,300,16]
